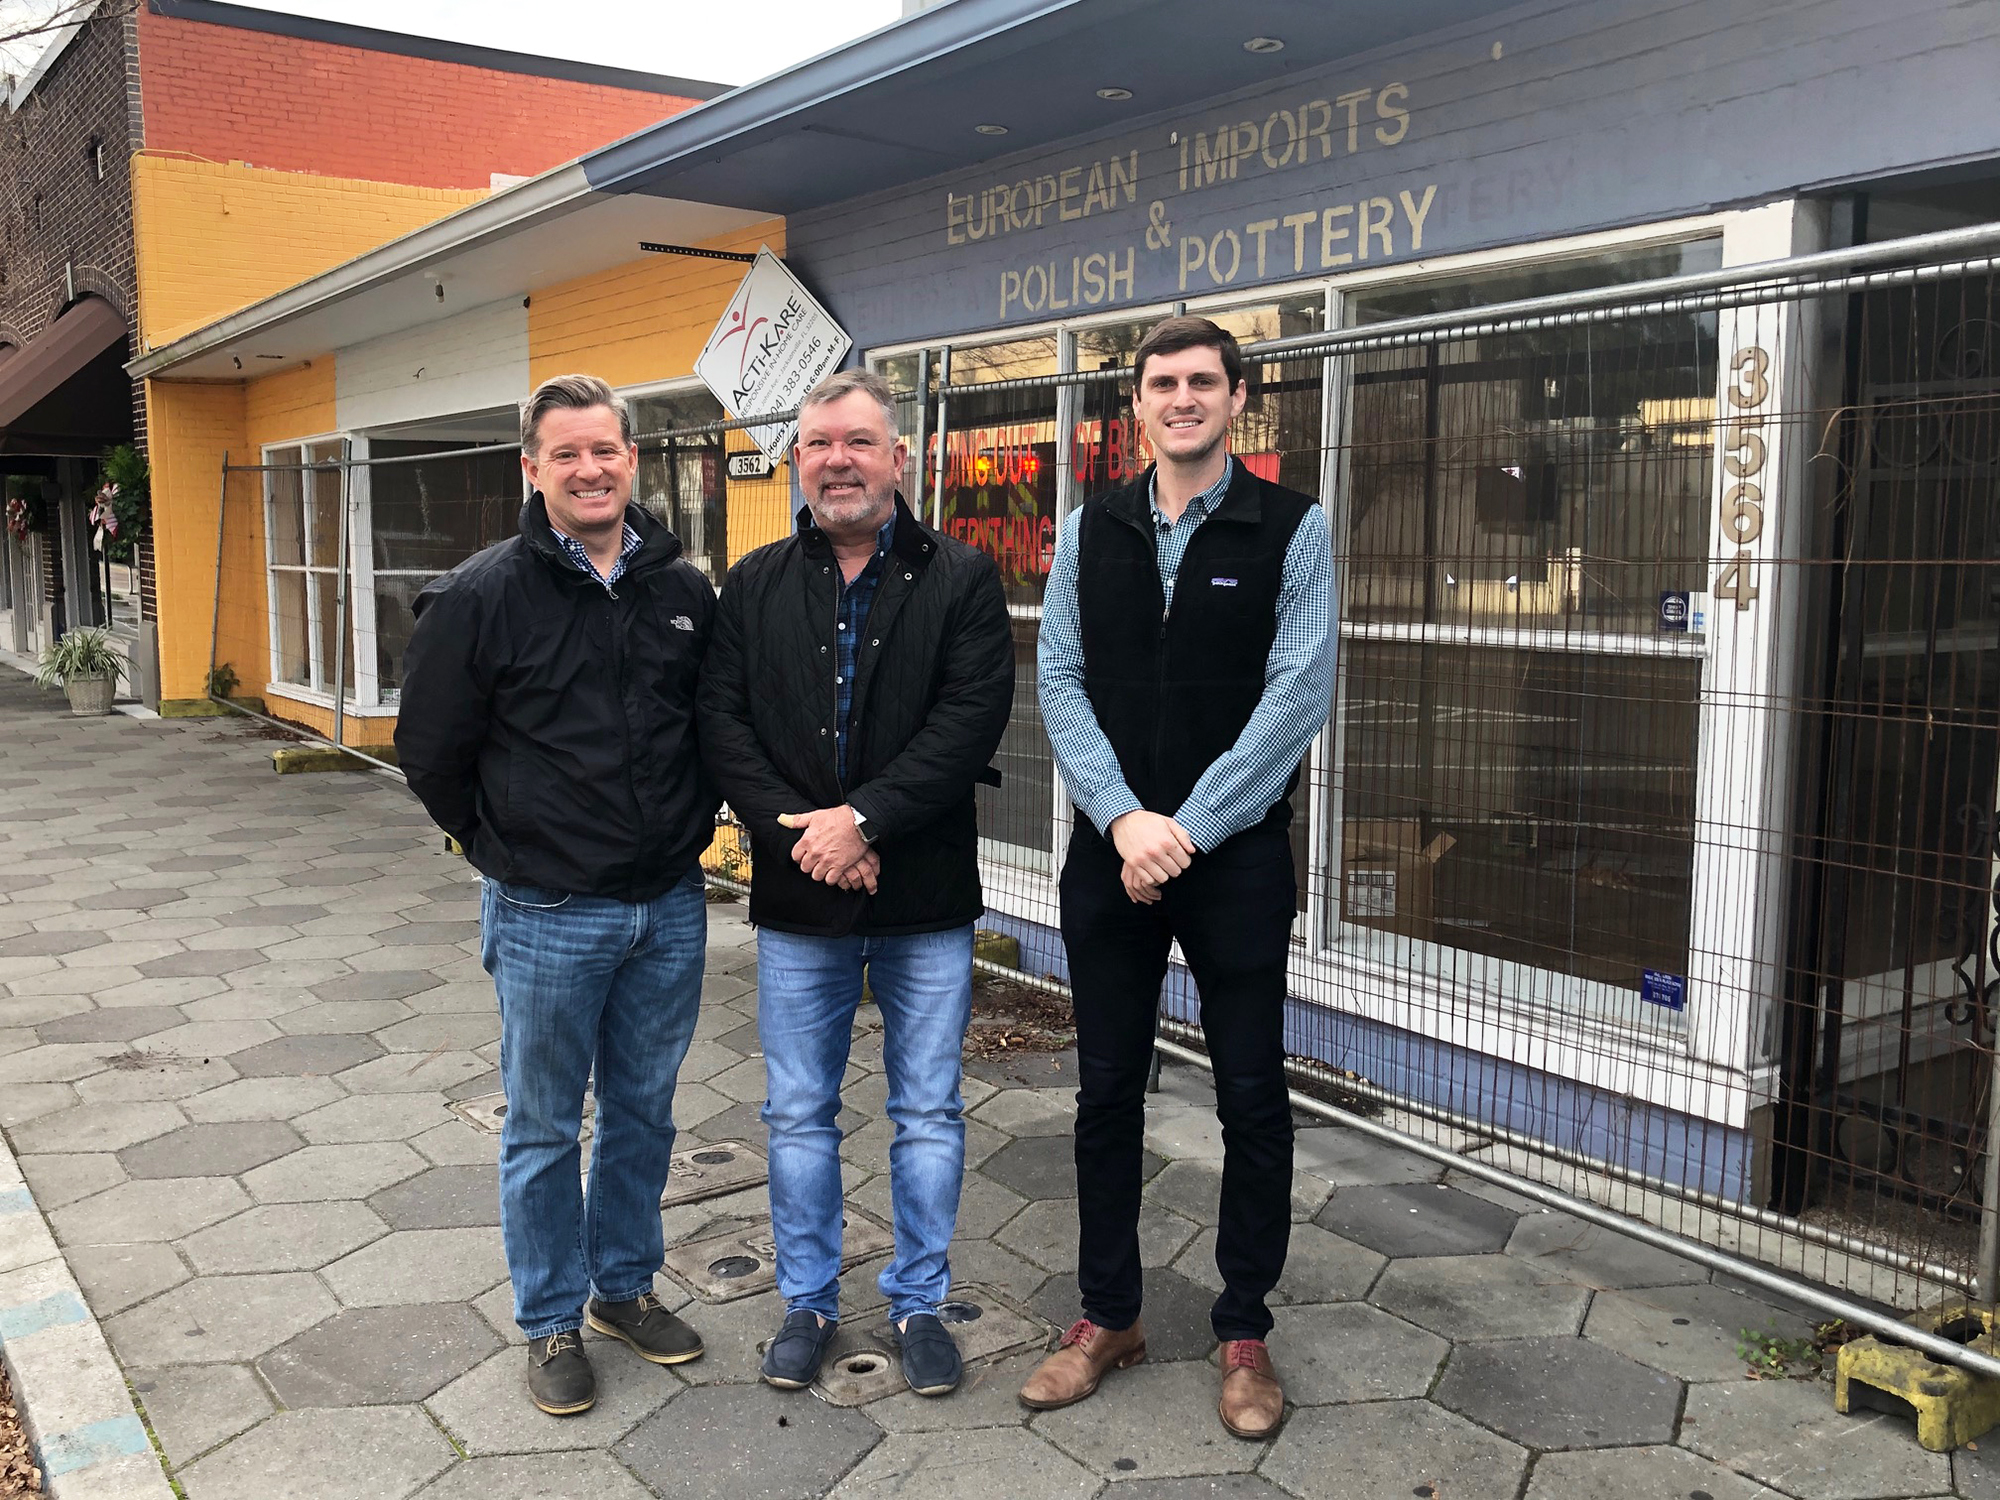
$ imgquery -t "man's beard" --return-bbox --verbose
[810,481,893,531]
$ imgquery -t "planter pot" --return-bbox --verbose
[63,673,116,716]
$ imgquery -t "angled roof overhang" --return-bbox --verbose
[0,298,132,456]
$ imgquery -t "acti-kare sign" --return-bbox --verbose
[695,248,852,466]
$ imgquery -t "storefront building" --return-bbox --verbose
[137,0,2000,1246]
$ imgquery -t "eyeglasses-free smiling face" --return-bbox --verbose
[795,390,909,538]
[1132,344,1247,470]
[520,404,637,540]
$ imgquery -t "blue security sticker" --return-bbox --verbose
[1641,969,1687,1011]
[1658,591,1690,632]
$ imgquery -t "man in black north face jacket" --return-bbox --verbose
[698,369,1012,1400]
[395,374,718,1420]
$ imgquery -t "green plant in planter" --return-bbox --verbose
[207,662,240,700]
[36,628,127,688]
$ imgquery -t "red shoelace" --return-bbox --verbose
[1058,1318,1100,1348]
[1225,1339,1269,1370]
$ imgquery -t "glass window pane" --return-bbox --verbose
[949,336,1057,385]
[310,572,353,698]
[307,451,343,569]
[272,569,309,685]
[1346,241,1722,632]
[267,459,304,568]
[1339,641,1699,991]
[370,445,521,572]
[370,573,436,702]
[976,618,1053,875]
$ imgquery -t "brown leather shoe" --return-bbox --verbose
[1217,1339,1284,1439]
[1018,1317,1147,1410]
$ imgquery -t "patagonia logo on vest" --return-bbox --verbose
[1210,577,1238,587]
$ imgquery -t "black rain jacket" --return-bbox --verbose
[394,493,720,901]
[698,494,1014,936]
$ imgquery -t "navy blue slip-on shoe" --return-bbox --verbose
[899,1312,963,1397]
[761,1308,838,1390]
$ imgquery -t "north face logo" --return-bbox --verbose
[671,615,695,632]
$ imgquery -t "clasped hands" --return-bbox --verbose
[777,806,879,893]
[1108,809,1197,904]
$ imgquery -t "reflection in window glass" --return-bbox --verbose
[1347,242,1722,633]
[631,389,728,586]
[1341,642,1699,989]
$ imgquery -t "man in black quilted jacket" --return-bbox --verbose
[396,374,716,1419]
[699,368,1013,1399]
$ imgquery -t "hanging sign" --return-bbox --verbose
[695,247,852,467]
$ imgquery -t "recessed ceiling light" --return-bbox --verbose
[974,123,1009,136]
[1243,35,1285,53]
[1096,86,1133,100]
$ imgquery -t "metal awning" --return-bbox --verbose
[0,298,132,456]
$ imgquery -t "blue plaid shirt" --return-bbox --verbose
[1038,456,1337,852]
[550,521,643,588]
[830,511,897,784]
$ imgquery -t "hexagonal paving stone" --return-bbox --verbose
[117,1121,304,1179]
[1505,1210,1711,1290]
[1524,1445,1776,1500]
[175,1404,454,1500]
[832,1427,1099,1499]
[34,1006,186,1044]
[243,1141,427,1203]
[321,1226,509,1305]
[1316,1182,1520,1258]
[230,1033,385,1078]
[182,1076,347,1123]
[50,1177,250,1247]
[258,1302,499,1406]
[1371,1254,1592,1341]
[1181,1221,1385,1307]
[215,903,327,926]
[136,948,267,977]
[11,1100,187,1155]
[1433,1335,1683,1450]
[1263,1399,1528,1500]
[1584,1281,1815,1383]
[616,1383,881,1500]
[293,1093,453,1144]
[426,1343,679,1456]
[0,1042,119,1083]
[1681,1377,1952,1500]
[414,1453,656,1500]
[3,929,109,956]
[1269,1302,1448,1405]
[127,1363,274,1469]
[308,970,445,1003]
[105,1271,340,1365]
[65,1241,191,1316]
[983,1133,1161,1200]
[1031,1359,1261,1481]
[179,1201,389,1274]
[73,1055,240,1103]
[277,1000,416,1035]
[379,920,480,945]
[365,1165,501,1229]
[336,1050,492,1095]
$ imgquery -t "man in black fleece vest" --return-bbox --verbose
[1022,318,1336,1439]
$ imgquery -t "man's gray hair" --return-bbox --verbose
[520,373,632,456]
[799,368,900,438]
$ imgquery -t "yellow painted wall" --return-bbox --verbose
[146,377,248,701]
[527,219,783,387]
[132,155,486,349]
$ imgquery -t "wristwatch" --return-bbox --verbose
[851,806,880,845]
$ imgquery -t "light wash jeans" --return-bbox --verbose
[757,924,974,1324]
[480,869,705,1339]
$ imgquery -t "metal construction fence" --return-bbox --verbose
[207,222,2000,1368]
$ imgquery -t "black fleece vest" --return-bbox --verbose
[1076,463,1314,829]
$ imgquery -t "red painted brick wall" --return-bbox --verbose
[136,6,703,189]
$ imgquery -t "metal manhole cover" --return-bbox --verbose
[707,1255,760,1279]
[814,1284,1053,1406]
[661,1140,767,1207]
[662,1209,894,1302]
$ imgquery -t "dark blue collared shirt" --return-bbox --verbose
[550,521,643,589]
[831,511,896,784]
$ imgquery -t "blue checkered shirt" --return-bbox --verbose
[1038,456,1337,852]
[550,521,643,587]
[830,511,897,784]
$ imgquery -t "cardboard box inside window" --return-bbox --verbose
[1341,820,1457,941]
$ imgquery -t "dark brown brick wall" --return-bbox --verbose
[0,8,145,618]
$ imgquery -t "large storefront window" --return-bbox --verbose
[1336,241,1721,1003]
[367,441,519,702]
[942,336,1059,872]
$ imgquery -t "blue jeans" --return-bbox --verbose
[480,870,705,1339]
[757,924,973,1324]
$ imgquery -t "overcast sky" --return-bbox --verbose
[2,0,906,88]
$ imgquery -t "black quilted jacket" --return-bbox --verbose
[698,495,1014,936]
